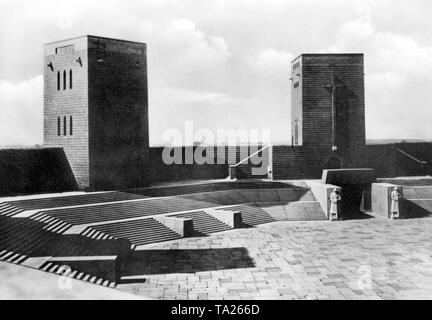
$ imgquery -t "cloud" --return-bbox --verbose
[149,86,287,145]
[0,75,43,147]
[139,18,231,91]
[326,12,432,141]
[249,49,294,73]
[372,32,432,77]
[1,0,432,146]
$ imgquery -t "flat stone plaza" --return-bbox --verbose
[2,3,432,304]
[1,177,432,299]
[117,215,432,300]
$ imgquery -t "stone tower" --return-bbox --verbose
[290,53,366,168]
[272,53,367,179]
[43,35,149,190]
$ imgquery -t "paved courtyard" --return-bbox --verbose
[117,214,432,300]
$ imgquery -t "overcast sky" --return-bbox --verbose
[1,0,432,146]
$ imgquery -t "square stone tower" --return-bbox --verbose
[272,53,367,179]
[44,35,149,190]
[290,53,366,168]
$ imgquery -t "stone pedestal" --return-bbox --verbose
[372,183,403,219]
[309,181,342,220]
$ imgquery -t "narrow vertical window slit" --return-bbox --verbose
[69,69,72,89]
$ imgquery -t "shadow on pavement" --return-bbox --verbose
[119,247,255,282]
[399,198,432,219]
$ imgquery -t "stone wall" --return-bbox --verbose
[292,54,367,167]
[272,142,432,180]
[87,36,149,190]
[148,145,263,183]
[44,36,90,188]
[0,148,77,196]
[365,143,431,177]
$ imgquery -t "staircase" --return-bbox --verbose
[0,216,58,264]
[171,211,232,236]
[38,261,116,288]
[31,212,72,234]
[83,218,182,247]
[0,203,24,218]
[224,204,276,226]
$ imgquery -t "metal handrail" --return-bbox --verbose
[230,145,270,167]
[395,147,428,165]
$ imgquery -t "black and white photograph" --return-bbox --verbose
[1,0,432,305]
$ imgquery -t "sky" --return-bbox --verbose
[1,0,432,146]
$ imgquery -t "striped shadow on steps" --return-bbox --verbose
[80,217,182,247]
[170,211,232,236]
[38,261,116,288]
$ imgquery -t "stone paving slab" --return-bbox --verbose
[117,217,432,300]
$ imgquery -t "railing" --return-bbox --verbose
[395,147,428,165]
[230,145,271,168]
[229,145,271,180]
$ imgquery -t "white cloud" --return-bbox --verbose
[1,0,432,145]
[372,32,432,77]
[141,18,231,90]
[149,86,287,145]
[249,49,294,73]
[0,75,43,146]
[326,12,432,141]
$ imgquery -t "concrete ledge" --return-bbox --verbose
[48,255,119,284]
[205,208,242,228]
[155,216,193,237]
[309,181,341,220]
[372,183,403,219]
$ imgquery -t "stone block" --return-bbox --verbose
[322,169,376,185]
[155,216,193,237]
[205,208,242,228]
[309,181,342,220]
[372,183,403,219]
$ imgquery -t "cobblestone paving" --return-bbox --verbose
[117,215,432,300]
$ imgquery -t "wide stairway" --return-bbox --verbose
[171,211,232,236]
[82,217,182,247]
[0,180,327,288]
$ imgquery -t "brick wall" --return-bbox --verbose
[291,56,303,146]
[272,143,432,180]
[149,145,263,183]
[87,36,149,190]
[1,142,430,196]
[273,54,368,179]
[44,36,150,191]
[365,143,432,177]
[44,37,89,188]
[303,54,366,162]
